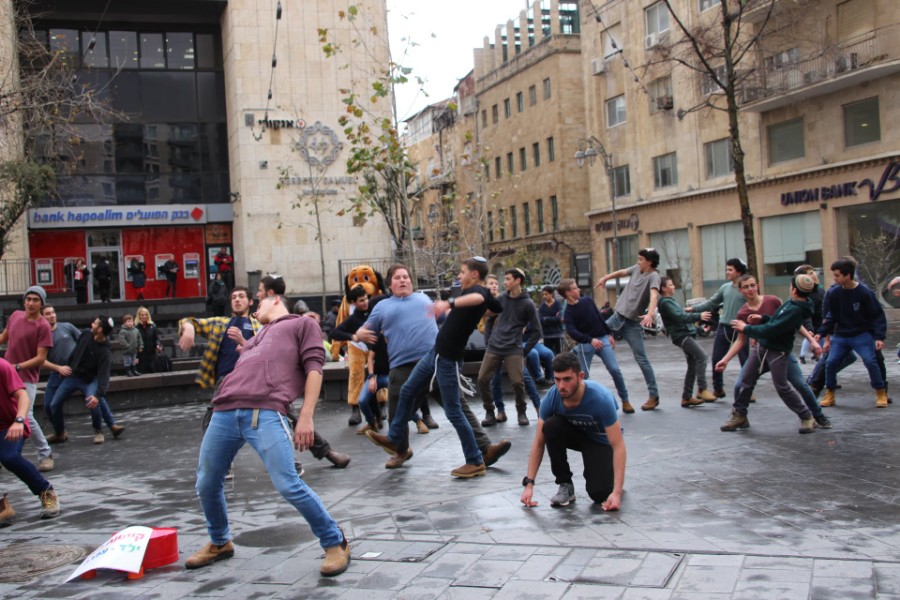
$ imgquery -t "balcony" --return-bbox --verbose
[740,35,900,112]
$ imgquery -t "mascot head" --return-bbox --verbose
[344,265,384,298]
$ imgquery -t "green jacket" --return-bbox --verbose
[658,296,703,344]
[742,298,812,353]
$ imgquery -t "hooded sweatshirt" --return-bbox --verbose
[68,330,111,397]
[213,314,325,414]
[741,298,812,354]
[485,292,542,356]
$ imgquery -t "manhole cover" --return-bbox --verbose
[549,550,684,588]
[0,545,91,583]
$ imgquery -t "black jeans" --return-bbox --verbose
[677,336,708,398]
[543,415,614,503]
[711,324,748,392]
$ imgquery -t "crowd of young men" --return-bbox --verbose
[0,249,892,580]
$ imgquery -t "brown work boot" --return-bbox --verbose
[39,488,60,519]
[365,431,399,456]
[110,425,126,439]
[621,400,635,414]
[356,423,378,435]
[325,450,351,468]
[0,493,16,527]
[185,541,234,570]
[385,448,413,469]
[496,411,508,423]
[681,396,704,408]
[481,410,497,427]
[451,463,486,478]
[93,430,105,444]
[320,533,351,577]
[696,388,717,402]
[37,456,54,472]
[483,440,512,467]
[46,431,68,444]
[415,419,429,434]
[641,397,659,411]
[714,388,727,398]
[720,410,750,432]
[820,389,836,407]
[876,388,889,408]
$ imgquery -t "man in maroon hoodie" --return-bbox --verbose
[185,293,350,577]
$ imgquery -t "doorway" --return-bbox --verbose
[86,229,123,302]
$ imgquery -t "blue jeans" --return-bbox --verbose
[526,343,554,381]
[358,374,389,425]
[196,408,342,548]
[603,313,658,397]
[732,352,823,417]
[491,363,541,412]
[826,333,884,390]
[390,347,483,465]
[46,376,114,434]
[573,338,629,402]
[0,433,51,495]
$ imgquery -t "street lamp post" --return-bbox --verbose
[575,135,620,295]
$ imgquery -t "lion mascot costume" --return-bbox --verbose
[332,265,386,425]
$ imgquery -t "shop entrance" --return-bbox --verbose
[86,230,124,302]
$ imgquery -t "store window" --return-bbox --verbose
[649,229,692,298]
[768,118,804,164]
[700,221,745,292]
[606,234,638,272]
[762,211,822,298]
[844,97,880,147]
[839,198,900,307]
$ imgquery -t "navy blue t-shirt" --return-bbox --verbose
[216,316,256,382]
[539,380,621,445]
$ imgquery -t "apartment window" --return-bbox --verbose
[606,95,626,127]
[768,118,804,164]
[499,208,506,240]
[481,109,487,129]
[504,98,512,118]
[602,24,621,59]
[523,202,531,236]
[484,162,490,182]
[492,104,499,124]
[698,0,716,11]
[533,142,541,167]
[529,85,537,106]
[495,156,502,178]
[536,199,545,233]
[645,2,670,42]
[705,138,734,178]
[837,0,875,43]
[653,152,679,188]
[516,92,524,112]
[844,97,880,147]
[543,78,551,99]
[519,147,527,171]
[550,196,558,231]
[507,152,514,174]
[511,205,518,238]
[547,137,555,161]
[649,76,673,113]
[488,211,494,242]
[700,65,726,96]
[612,165,631,198]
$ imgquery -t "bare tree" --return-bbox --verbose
[851,231,900,308]
[0,1,122,258]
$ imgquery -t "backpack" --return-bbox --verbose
[152,351,173,373]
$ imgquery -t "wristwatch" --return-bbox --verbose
[522,476,535,487]
[14,364,20,372]
[14,417,25,424]
[448,297,456,309]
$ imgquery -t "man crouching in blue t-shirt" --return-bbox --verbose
[521,352,626,510]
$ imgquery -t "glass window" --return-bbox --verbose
[504,98,511,118]
[523,202,531,236]
[699,0,716,12]
[649,229,692,294]
[109,71,141,112]
[495,156,502,178]
[543,78,551,99]
[762,212,823,297]
[166,33,195,70]
[195,33,218,69]
[519,147,527,171]
[767,118,804,164]
[551,195,558,231]
[547,137,555,161]
[50,29,80,67]
[109,31,139,69]
[603,24,621,58]
[507,152,514,174]
[141,72,198,121]
[488,211,494,242]
[606,234,638,272]
[700,221,745,288]
[484,162,490,182]
[511,205,518,238]
[516,92,524,112]
[612,165,631,198]
[198,72,226,123]
[499,208,506,240]
[492,104,499,124]
[140,33,165,69]
[700,65,726,95]
[645,2,670,38]
[844,97,880,147]
[82,32,108,68]
[649,76,673,113]
[533,142,540,167]
[537,199,544,233]
[705,138,734,178]
[529,85,537,106]
[653,152,678,188]
[606,95,626,127]
[481,109,488,129]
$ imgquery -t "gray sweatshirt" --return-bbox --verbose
[485,292,542,357]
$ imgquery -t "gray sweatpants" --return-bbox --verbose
[734,345,811,419]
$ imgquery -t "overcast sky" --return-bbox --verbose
[386,0,535,121]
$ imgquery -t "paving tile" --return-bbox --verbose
[875,563,900,595]
[561,583,624,599]
[673,565,740,594]
[492,580,569,599]
[813,559,874,579]
[417,553,481,580]
[687,554,745,567]
[732,579,811,598]
[809,576,875,599]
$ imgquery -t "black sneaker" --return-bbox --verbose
[814,414,832,429]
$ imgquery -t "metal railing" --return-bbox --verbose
[0,259,39,295]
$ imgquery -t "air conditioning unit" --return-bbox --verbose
[656,95,674,110]
[645,32,659,49]
[591,58,606,75]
